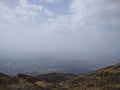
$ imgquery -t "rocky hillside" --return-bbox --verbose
[0,63,120,90]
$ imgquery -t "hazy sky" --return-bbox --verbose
[0,0,120,59]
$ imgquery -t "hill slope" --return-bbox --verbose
[0,63,120,90]
[58,63,120,90]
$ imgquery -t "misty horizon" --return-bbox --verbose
[0,0,120,75]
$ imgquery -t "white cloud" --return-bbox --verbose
[16,0,43,18]
[32,0,120,55]
[39,0,60,3]
[0,0,54,21]
[0,0,120,57]
[44,9,54,16]
[69,0,120,28]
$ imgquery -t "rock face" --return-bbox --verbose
[0,63,120,90]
